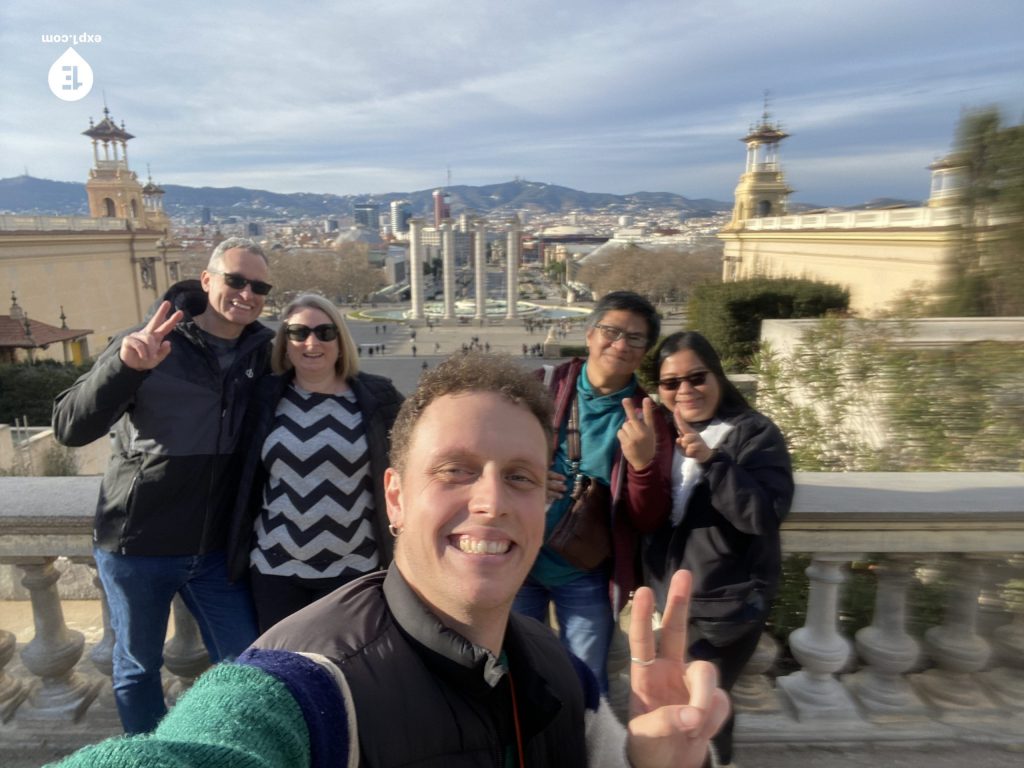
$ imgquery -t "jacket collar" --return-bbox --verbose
[382,563,508,691]
[381,563,566,736]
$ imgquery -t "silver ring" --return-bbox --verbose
[630,656,656,667]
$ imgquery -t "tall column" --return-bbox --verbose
[474,220,487,321]
[505,217,520,320]
[845,556,927,719]
[441,221,456,321]
[14,558,100,723]
[408,218,425,322]
[777,553,860,721]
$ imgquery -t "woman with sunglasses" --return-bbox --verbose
[227,293,403,632]
[643,331,794,768]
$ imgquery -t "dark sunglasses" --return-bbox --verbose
[208,269,273,296]
[657,371,709,390]
[285,323,339,342]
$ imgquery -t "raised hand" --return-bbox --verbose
[119,301,184,371]
[618,396,657,471]
[674,408,715,463]
[626,570,730,768]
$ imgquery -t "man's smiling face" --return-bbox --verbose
[384,391,549,626]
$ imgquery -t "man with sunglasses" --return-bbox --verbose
[53,237,275,735]
[513,290,672,696]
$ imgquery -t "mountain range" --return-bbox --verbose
[0,175,733,221]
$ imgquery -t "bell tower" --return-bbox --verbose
[83,107,146,222]
[727,98,792,228]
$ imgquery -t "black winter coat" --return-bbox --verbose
[642,409,794,630]
[52,299,273,556]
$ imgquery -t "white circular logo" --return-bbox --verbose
[48,47,94,101]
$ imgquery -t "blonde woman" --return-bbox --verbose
[227,293,403,632]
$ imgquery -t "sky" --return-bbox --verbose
[2,0,1022,207]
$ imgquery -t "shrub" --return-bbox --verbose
[687,278,849,371]
[0,361,92,426]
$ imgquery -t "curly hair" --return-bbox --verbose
[389,352,553,471]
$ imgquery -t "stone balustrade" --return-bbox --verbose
[2,473,1024,758]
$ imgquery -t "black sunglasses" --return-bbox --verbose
[657,371,709,390]
[285,323,339,342]
[208,269,273,296]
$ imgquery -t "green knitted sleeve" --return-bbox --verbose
[48,663,311,768]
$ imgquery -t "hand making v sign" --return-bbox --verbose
[674,407,716,464]
[119,301,184,372]
[627,570,731,768]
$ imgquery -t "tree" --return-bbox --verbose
[575,244,722,305]
[934,108,1024,317]
[267,246,384,309]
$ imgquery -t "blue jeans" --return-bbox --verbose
[93,547,258,734]
[513,571,613,693]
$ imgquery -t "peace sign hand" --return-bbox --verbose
[626,570,730,768]
[119,301,184,371]
[618,396,657,471]
[674,407,715,464]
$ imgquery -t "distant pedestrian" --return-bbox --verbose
[412,344,417,357]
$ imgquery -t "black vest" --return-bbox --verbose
[255,566,590,768]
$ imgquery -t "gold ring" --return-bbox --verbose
[630,656,656,667]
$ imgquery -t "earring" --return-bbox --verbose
[388,524,401,537]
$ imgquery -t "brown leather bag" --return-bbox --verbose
[546,395,612,570]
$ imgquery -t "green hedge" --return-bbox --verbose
[687,278,849,370]
[0,361,91,427]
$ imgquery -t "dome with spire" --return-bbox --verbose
[83,107,135,142]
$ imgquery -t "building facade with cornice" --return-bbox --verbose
[718,111,967,315]
[1,109,180,362]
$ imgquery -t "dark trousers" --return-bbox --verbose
[249,569,357,634]
[689,622,764,766]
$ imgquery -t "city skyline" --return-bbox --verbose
[2,0,1023,207]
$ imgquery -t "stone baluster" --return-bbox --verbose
[911,555,997,716]
[979,556,1024,709]
[80,559,120,726]
[731,630,781,712]
[777,553,860,720]
[162,595,210,705]
[13,557,100,723]
[845,556,927,719]
[0,627,28,722]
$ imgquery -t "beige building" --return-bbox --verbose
[0,108,181,361]
[718,111,967,315]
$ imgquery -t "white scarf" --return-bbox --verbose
[669,418,734,527]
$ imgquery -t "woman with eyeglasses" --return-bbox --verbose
[643,331,794,768]
[227,293,403,632]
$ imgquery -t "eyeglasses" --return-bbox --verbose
[285,323,339,342]
[592,323,648,348]
[208,269,273,296]
[657,371,710,390]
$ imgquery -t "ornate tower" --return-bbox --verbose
[727,102,793,227]
[83,107,146,222]
[142,168,171,235]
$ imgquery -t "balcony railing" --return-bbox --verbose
[2,473,1023,758]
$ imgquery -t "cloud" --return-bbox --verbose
[2,0,1022,206]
